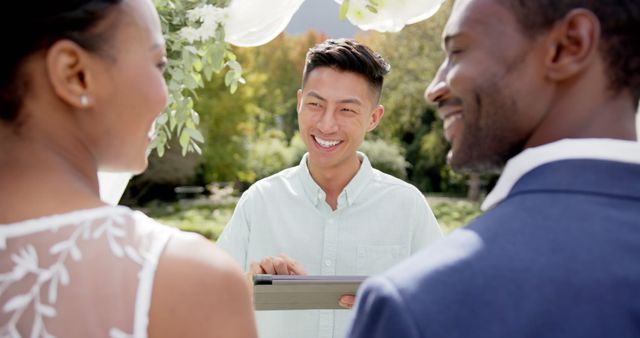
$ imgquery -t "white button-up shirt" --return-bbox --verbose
[482,138,640,211]
[217,152,442,338]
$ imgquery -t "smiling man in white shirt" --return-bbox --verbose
[216,38,442,338]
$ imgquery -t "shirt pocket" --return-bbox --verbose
[356,245,407,276]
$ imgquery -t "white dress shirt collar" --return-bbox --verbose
[298,151,373,208]
[482,138,640,211]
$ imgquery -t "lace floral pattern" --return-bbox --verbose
[0,210,153,338]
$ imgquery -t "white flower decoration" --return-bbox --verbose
[179,4,228,43]
[334,0,445,32]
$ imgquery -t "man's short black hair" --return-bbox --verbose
[497,0,640,106]
[302,38,390,103]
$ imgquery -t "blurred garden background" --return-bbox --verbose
[122,3,492,240]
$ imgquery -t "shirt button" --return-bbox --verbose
[324,259,332,266]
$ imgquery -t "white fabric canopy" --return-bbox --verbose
[333,0,445,32]
[225,0,305,47]
[188,0,447,46]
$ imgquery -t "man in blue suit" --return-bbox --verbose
[346,0,640,337]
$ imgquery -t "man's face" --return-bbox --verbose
[426,0,550,173]
[297,66,384,173]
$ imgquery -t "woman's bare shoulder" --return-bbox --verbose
[149,231,257,338]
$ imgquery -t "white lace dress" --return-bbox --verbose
[0,206,176,338]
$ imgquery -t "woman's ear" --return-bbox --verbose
[367,104,385,132]
[45,40,96,109]
[543,8,600,82]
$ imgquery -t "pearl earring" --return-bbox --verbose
[80,95,89,107]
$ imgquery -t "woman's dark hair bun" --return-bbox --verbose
[0,0,123,121]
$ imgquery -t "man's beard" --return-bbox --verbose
[449,87,525,174]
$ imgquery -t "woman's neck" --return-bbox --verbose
[0,124,104,223]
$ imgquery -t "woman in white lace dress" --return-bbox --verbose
[0,1,257,337]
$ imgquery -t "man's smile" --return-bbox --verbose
[313,135,342,149]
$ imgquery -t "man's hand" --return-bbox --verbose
[244,254,307,296]
[338,294,356,309]
[249,254,307,275]
[246,255,356,309]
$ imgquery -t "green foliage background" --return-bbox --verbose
[125,1,493,209]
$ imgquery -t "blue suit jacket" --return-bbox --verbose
[347,159,640,338]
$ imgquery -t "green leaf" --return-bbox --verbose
[215,26,225,42]
[224,70,234,87]
[169,110,177,130]
[210,44,226,72]
[161,124,172,137]
[225,51,237,61]
[148,135,160,149]
[186,128,205,143]
[157,143,165,157]
[228,60,242,72]
[179,129,190,149]
[191,141,202,154]
[339,0,350,20]
[191,110,200,125]
[156,113,168,125]
[203,63,214,81]
[168,80,181,92]
[184,72,198,89]
[181,48,193,67]
[185,45,199,55]
[171,69,184,81]
[193,60,203,72]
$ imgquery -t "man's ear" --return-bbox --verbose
[296,89,302,113]
[45,39,95,109]
[367,104,384,132]
[544,8,600,82]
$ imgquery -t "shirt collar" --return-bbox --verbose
[298,151,374,208]
[482,138,640,211]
